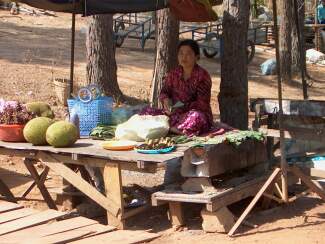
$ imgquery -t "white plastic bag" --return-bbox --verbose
[306,49,325,64]
[115,114,170,141]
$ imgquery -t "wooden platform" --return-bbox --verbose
[152,174,269,212]
[0,200,160,244]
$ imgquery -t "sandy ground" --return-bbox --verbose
[0,10,325,243]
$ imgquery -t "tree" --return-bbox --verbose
[218,0,250,130]
[291,0,306,74]
[279,0,293,81]
[86,14,123,101]
[150,9,179,107]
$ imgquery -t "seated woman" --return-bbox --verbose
[159,39,213,136]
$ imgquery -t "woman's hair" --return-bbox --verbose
[177,39,200,58]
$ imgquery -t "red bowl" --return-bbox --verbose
[0,124,26,142]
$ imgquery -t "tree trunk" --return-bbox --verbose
[218,0,250,130]
[150,9,179,107]
[279,0,293,82]
[86,14,123,101]
[291,0,306,74]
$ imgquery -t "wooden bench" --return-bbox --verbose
[152,173,269,232]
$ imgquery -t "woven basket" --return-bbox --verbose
[54,78,70,106]
[67,97,113,137]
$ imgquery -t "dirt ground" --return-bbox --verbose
[1,10,325,243]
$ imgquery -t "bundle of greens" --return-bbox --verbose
[89,125,116,140]
[225,131,265,146]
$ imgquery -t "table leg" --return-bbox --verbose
[38,152,120,218]
[103,163,125,229]
[21,166,49,199]
[24,158,57,210]
[0,179,16,203]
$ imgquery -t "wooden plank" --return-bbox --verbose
[0,209,68,236]
[0,208,38,224]
[228,168,281,236]
[0,200,23,213]
[250,98,325,117]
[0,216,104,242]
[0,138,185,164]
[38,151,120,216]
[23,159,57,210]
[70,230,160,244]
[207,179,265,212]
[152,175,268,206]
[102,163,125,229]
[168,202,184,227]
[51,153,159,174]
[29,230,94,244]
[259,128,325,142]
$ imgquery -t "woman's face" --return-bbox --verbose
[178,45,198,70]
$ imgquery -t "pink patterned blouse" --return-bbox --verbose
[159,64,213,135]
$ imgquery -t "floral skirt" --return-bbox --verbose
[170,110,210,136]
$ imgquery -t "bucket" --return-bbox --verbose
[0,124,26,142]
[53,78,70,106]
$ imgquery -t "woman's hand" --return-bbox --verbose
[162,98,172,115]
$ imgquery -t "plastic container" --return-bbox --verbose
[0,124,26,142]
[67,96,113,137]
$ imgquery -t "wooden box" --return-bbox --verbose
[181,140,267,178]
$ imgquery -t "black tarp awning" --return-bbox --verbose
[19,0,168,15]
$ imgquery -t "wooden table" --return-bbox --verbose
[0,139,187,229]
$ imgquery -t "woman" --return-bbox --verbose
[159,39,213,136]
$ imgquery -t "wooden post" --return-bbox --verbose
[103,163,125,229]
[168,202,184,227]
[69,0,76,97]
[272,0,289,203]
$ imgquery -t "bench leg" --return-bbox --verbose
[168,202,184,227]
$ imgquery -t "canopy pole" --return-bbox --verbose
[272,0,288,202]
[69,0,76,98]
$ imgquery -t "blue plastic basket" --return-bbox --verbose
[68,97,113,137]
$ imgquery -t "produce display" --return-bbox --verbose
[25,102,55,119]
[225,130,265,146]
[89,125,116,140]
[102,140,138,151]
[135,137,175,150]
[46,121,78,147]
[0,101,34,125]
[23,117,54,145]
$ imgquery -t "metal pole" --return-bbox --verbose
[293,0,308,99]
[69,0,76,98]
[272,0,289,202]
[315,0,319,50]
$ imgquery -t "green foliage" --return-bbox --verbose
[90,124,116,140]
[225,130,265,146]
